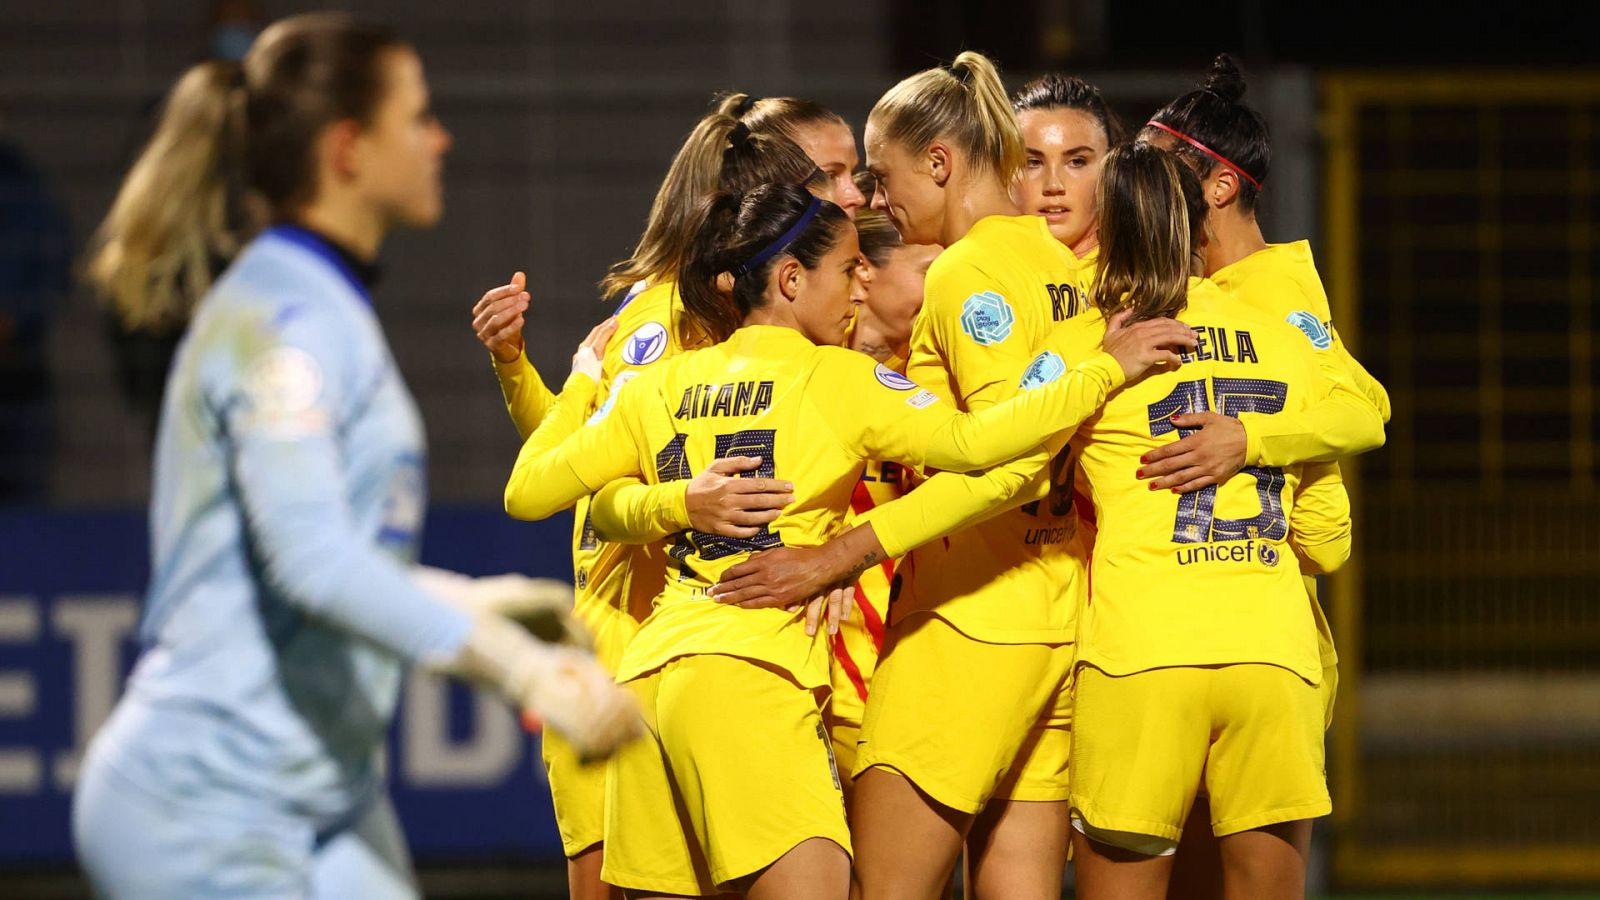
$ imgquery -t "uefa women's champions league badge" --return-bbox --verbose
[875,363,940,408]
[622,321,668,365]
[959,291,1014,346]
[1018,351,1067,390]
[874,364,918,391]
[1285,310,1333,350]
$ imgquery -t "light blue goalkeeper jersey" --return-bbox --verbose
[98,225,472,817]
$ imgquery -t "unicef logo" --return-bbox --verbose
[1285,310,1332,351]
[622,321,669,365]
[1018,351,1067,390]
[874,364,918,391]
[959,291,1015,346]
[1259,544,1280,567]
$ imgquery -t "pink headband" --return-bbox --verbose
[1145,120,1262,191]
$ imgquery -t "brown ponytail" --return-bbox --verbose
[1089,143,1196,322]
[599,92,837,301]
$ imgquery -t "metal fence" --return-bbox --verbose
[1323,71,1600,888]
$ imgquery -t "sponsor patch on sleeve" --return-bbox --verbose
[1018,351,1067,390]
[958,291,1015,346]
[1286,310,1333,350]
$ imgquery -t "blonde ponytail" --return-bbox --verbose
[870,50,1024,182]
[87,61,249,332]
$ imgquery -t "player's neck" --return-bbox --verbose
[849,307,903,363]
[1202,210,1268,277]
[294,196,385,262]
[940,176,1018,246]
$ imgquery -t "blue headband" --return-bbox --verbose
[731,196,824,277]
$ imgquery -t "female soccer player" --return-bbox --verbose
[1129,55,1393,897]
[714,52,1096,899]
[737,95,868,216]
[502,182,1193,898]
[70,16,638,900]
[1134,55,1389,494]
[1012,73,1123,262]
[468,101,846,899]
[1056,140,1352,900]
[829,205,941,800]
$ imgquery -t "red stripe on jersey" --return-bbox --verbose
[849,479,875,516]
[832,630,870,702]
[848,475,891,650]
[854,581,886,652]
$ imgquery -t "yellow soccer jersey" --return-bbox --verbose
[504,323,1125,688]
[1209,241,1390,670]
[1209,241,1389,468]
[493,281,701,668]
[575,281,709,663]
[889,214,1094,644]
[1036,282,1352,683]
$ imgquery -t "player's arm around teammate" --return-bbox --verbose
[475,97,853,900]
[1065,141,1347,900]
[1134,56,1388,495]
[717,53,1179,900]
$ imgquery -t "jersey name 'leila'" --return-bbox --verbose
[1179,325,1259,365]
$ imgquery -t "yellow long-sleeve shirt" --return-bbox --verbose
[491,281,697,670]
[503,323,1124,687]
[1037,282,1352,682]
[1213,241,1389,467]
[869,214,1095,644]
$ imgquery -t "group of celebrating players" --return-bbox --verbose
[71,10,1389,900]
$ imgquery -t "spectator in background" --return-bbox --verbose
[0,106,71,505]
[208,0,264,63]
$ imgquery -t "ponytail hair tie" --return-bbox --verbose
[734,94,761,117]
[728,121,753,148]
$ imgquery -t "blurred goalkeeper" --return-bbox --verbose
[71,13,639,900]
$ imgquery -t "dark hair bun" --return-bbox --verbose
[1202,53,1247,103]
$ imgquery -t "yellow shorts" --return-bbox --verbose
[601,654,850,895]
[539,731,606,858]
[1070,664,1331,845]
[1320,661,1338,731]
[855,613,1073,815]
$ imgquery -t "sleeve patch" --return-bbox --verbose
[959,291,1015,346]
[1018,351,1067,390]
[907,389,940,409]
[241,346,328,437]
[588,369,640,424]
[1286,310,1333,350]
[621,321,669,365]
[874,364,918,391]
